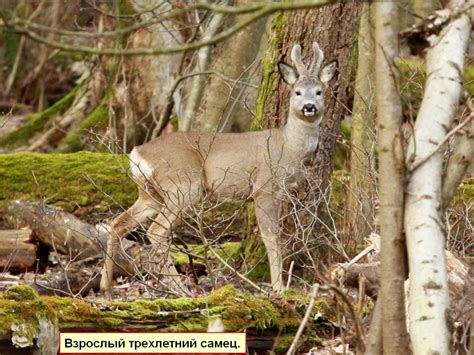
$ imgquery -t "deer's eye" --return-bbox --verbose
[316,90,322,96]
[295,91,302,96]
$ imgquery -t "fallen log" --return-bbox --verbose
[332,233,471,340]
[338,262,379,299]
[3,201,254,297]
[0,229,36,272]
[5,200,107,258]
[3,201,144,295]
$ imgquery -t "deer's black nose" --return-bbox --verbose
[302,104,317,114]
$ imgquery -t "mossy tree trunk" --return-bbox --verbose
[255,2,361,272]
[0,284,338,354]
[257,1,360,184]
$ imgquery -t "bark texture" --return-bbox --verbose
[405,12,471,354]
[180,10,227,132]
[258,1,360,185]
[126,0,184,145]
[374,2,410,353]
[347,2,376,245]
[194,1,267,133]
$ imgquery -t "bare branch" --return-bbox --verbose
[409,114,473,172]
[287,283,320,355]
[2,1,332,56]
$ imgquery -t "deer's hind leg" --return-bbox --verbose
[145,177,202,296]
[100,187,161,297]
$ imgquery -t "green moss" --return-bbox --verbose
[253,11,288,131]
[4,285,39,301]
[207,285,280,330]
[0,285,338,352]
[274,334,295,352]
[0,86,80,148]
[465,65,474,95]
[0,152,136,216]
[456,177,474,201]
[173,241,262,282]
[0,286,285,334]
[59,104,109,152]
[0,297,55,338]
[243,239,270,281]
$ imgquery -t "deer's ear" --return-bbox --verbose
[278,61,299,85]
[320,60,337,84]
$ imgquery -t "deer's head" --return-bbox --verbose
[278,42,336,124]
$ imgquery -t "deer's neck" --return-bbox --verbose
[282,115,321,153]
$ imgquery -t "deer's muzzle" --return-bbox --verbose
[302,103,317,117]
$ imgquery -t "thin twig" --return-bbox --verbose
[209,247,266,294]
[409,114,473,172]
[285,260,295,290]
[287,283,320,355]
[321,284,366,354]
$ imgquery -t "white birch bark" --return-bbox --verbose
[405,12,471,354]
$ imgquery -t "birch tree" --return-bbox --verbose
[404,7,471,354]
[374,2,410,353]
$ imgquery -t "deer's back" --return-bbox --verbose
[131,130,290,199]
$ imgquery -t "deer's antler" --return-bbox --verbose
[309,42,324,76]
[291,44,309,76]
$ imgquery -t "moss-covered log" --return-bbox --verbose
[0,152,135,219]
[0,284,336,353]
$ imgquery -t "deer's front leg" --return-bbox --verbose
[101,230,120,298]
[100,195,159,298]
[255,194,283,292]
[146,215,191,297]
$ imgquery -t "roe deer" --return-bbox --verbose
[100,42,336,296]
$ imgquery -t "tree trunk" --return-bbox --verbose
[373,2,410,354]
[193,1,267,133]
[258,2,360,185]
[124,0,185,146]
[404,9,471,354]
[347,2,376,248]
[180,10,228,132]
